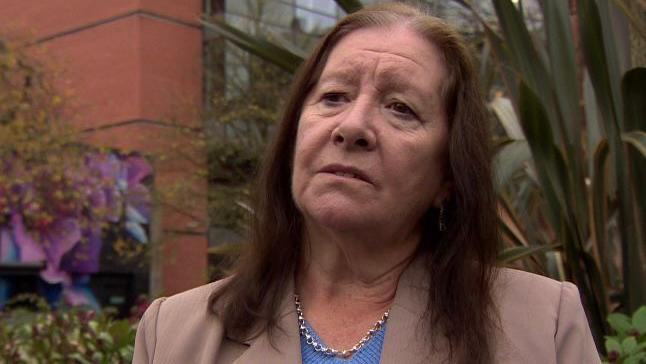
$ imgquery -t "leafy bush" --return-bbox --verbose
[0,295,135,363]
[604,306,646,363]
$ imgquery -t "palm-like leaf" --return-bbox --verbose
[498,244,559,265]
[459,0,645,345]
[621,131,646,157]
[334,0,363,14]
[201,18,304,73]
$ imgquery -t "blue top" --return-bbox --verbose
[300,320,386,364]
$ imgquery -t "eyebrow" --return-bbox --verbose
[316,63,439,109]
[317,67,361,86]
[376,69,427,95]
[317,67,428,95]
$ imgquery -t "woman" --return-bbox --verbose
[134,3,600,363]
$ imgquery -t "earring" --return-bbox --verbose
[438,204,447,232]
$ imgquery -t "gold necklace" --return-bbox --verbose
[294,294,390,358]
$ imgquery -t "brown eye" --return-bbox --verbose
[322,93,348,106]
[388,102,417,119]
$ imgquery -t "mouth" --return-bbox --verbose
[319,164,372,184]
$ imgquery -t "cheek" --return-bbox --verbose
[292,126,313,173]
[291,134,307,190]
[291,119,320,196]
[388,137,448,192]
[293,116,332,163]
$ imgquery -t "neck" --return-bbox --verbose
[296,219,420,307]
[294,220,420,350]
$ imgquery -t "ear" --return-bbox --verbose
[432,180,453,208]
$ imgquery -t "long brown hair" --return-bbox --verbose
[209,3,499,363]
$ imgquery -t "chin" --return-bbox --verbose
[303,200,379,232]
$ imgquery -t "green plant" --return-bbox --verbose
[0,294,135,363]
[458,0,646,349]
[603,306,646,363]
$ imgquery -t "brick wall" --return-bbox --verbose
[0,0,208,296]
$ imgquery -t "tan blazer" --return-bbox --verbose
[133,259,601,364]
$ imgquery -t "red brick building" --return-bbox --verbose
[0,1,208,297]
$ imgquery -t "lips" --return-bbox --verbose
[319,164,373,184]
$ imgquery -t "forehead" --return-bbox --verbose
[319,25,447,94]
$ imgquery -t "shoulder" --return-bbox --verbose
[494,267,564,302]
[158,277,230,312]
[133,278,232,363]
[492,268,600,363]
[492,268,593,326]
[147,276,231,329]
[144,278,229,326]
[493,267,579,328]
[492,268,564,335]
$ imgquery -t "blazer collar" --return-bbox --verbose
[232,257,442,364]
[232,279,301,364]
[380,256,448,363]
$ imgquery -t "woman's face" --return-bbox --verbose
[291,25,452,233]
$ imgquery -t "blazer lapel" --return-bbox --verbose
[380,258,448,364]
[232,281,301,364]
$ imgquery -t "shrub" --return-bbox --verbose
[604,306,646,363]
[0,294,135,363]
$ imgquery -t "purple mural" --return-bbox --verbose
[0,152,152,308]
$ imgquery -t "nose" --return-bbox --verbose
[330,97,377,151]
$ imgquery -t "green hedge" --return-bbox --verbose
[0,295,135,363]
